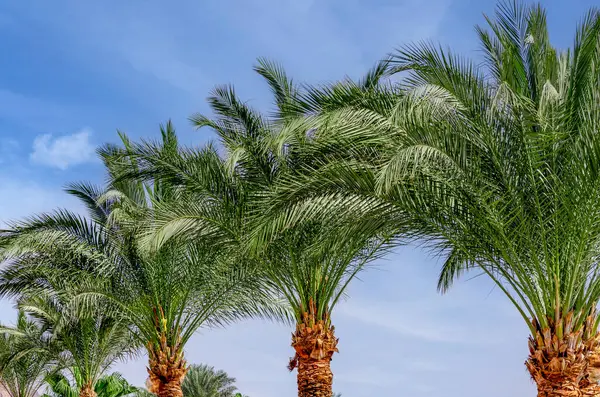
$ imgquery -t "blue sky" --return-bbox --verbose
[0,1,597,396]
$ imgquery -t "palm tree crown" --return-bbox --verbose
[0,311,55,397]
[252,2,600,396]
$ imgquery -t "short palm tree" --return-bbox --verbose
[0,131,282,397]
[17,291,134,397]
[254,2,600,396]
[0,187,139,397]
[0,311,55,397]
[43,371,137,397]
[122,67,384,397]
[180,364,239,397]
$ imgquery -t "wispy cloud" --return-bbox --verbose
[0,138,20,164]
[0,89,72,129]
[338,300,475,344]
[336,366,404,387]
[407,360,449,372]
[336,270,525,346]
[4,0,452,113]
[0,176,82,227]
[30,128,97,170]
[211,0,453,81]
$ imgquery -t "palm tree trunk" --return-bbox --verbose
[526,314,595,397]
[79,382,97,397]
[526,336,585,397]
[147,335,187,397]
[295,356,333,397]
[580,337,600,397]
[288,310,338,397]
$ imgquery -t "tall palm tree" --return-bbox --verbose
[0,131,283,397]
[0,311,55,397]
[120,68,385,397]
[253,2,600,396]
[43,371,137,397]
[251,63,397,397]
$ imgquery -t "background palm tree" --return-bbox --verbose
[0,183,140,397]
[16,291,134,397]
[43,371,137,397]
[180,364,238,397]
[0,131,284,397]
[253,2,600,396]
[0,311,55,397]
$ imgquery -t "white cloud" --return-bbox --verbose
[30,128,97,170]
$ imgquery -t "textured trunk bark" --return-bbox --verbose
[147,308,187,397]
[526,313,596,397]
[580,338,600,397]
[288,302,338,397]
[147,335,187,397]
[150,378,184,397]
[533,378,581,397]
[296,355,333,397]
[79,383,97,397]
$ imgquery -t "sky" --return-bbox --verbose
[0,0,598,396]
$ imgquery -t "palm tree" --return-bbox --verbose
[43,371,137,397]
[0,222,136,397]
[0,311,55,397]
[118,67,385,397]
[180,364,239,397]
[16,291,134,397]
[0,131,283,397]
[253,2,600,396]
[0,188,138,397]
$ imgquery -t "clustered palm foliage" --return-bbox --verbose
[0,311,55,397]
[43,371,138,397]
[180,364,239,397]
[19,289,134,394]
[2,1,600,397]
[261,0,600,331]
